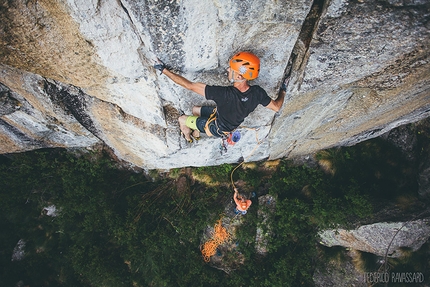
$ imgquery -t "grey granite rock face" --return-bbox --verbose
[269,0,430,160]
[0,66,100,153]
[0,0,429,169]
[319,219,430,258]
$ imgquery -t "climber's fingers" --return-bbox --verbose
[153,58,166,74]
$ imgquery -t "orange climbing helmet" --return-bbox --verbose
[229,51,260,80]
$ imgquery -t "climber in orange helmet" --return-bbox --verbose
[233,188,252,215]
[154,51,287,142]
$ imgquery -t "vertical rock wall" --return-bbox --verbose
[0,0,429,169]
[269,0,430,159]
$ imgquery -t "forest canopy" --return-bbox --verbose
[0,120,429,286]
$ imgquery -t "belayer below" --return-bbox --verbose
[154,51,287,143]
[233,188,252,215]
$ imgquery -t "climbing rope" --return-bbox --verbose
[200,219,231,262]
[230,126,265,190]
[201,128,267,262]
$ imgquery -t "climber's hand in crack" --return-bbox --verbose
[265,75,289,113]
[281,75,290,92]
[153,58,166,74]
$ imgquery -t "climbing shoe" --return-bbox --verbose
[181,132,193,143]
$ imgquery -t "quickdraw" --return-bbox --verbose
[219,139,228,155]
[219,130,241,155]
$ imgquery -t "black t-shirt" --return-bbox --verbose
[205,85,271,132]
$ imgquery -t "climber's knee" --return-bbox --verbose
[192,106,202,116]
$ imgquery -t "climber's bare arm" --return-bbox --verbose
[233,188,240,205]
[266,89,286,112]
[163,69,206,97]
[233,188,240,201]
[266,75,290,112]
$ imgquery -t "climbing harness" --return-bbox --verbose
[203,108,217,137]
[203,108,242,155]
[204,107,231,138]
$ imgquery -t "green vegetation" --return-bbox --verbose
[0,122,427,286]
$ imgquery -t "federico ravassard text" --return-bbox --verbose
[364,272,425,283]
